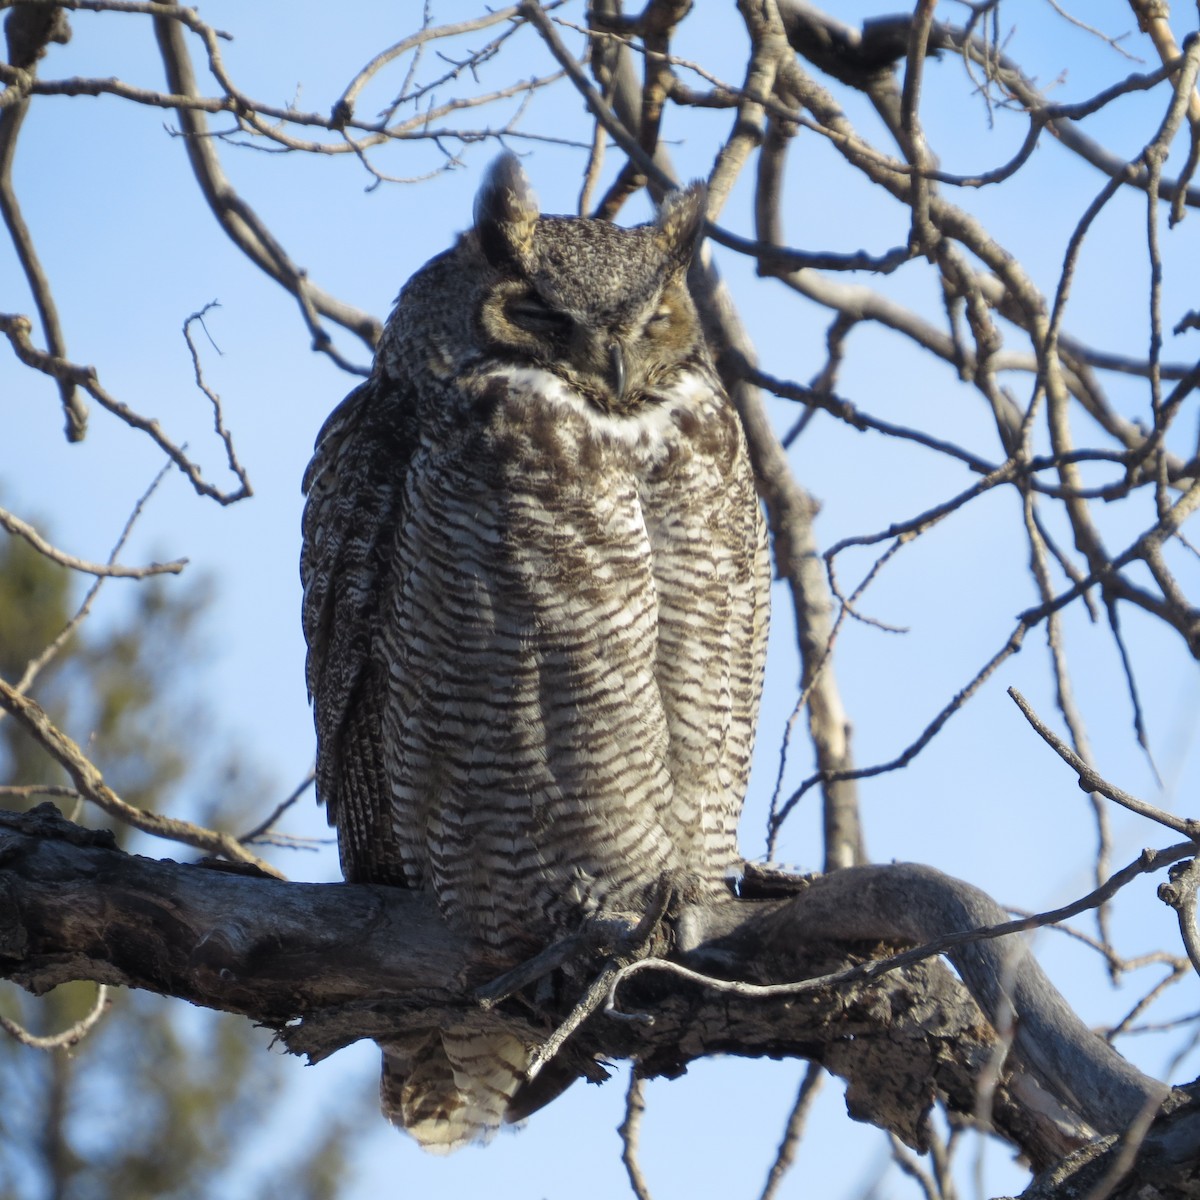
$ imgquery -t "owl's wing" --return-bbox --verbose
[301,374,417,883]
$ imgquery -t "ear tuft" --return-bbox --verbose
[474,152,540,269]
[655,182,707,269]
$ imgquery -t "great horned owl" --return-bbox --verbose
[300,153,770,1151]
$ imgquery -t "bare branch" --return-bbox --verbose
[1157,857,1200,979]
[0,784,80,801]
[519,0,674,191]
[0,680,284,876]
[0,2,85,440]
[704,0,789,223]
[0,505,185,579]
[618,1072,654,1200]
[331,5,521,127]
[0,983,110,1050]
[10,457,177,700]
[1008,688,1200,840]
[0,810,1174,1170]
[149,0,381,360]
[0,313,251,505]
[1127,0,1200,125]
[759,1063,824,1200]
[239,770,315,847]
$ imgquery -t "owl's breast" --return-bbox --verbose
[379,369,680,947]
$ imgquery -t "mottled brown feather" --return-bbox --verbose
[300,153,770,1151]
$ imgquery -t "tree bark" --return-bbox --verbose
[0,805,1177,1186]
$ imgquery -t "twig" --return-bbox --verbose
[0,984,111,1050]
[1079,1090,1164,1200]
[1022,489,1118,967]
[1103,594,1160,780]
[759,1063,824,1200]
[618,1071,654,1200]
[331,5,521,126]
[1158,858,1200,978]
[746,366,998,473]
[181,303,252,500]
[1008,688,1200,840]
[0,505,185,579]
[772,623,1025,835]
[9,457,179,704]
[239,770,315,845]
[0,313,250,505]
[0,676,284,877]
[1109,960,1193,1039]
[0,784,81,800]
[610,841,1194,1011]
[1045,1,1140,61]
[525,959,622,1083]
[525,878,673,1081]
[890,1132,950,1200]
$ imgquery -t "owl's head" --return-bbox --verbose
[469,153,709,414]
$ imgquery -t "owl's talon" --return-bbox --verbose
[475,930,589,1006]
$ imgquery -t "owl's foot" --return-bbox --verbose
[522,875,677,1083]
[476,874,677,1009]
[475,931,591,1008]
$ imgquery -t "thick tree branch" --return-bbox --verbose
[0,805,1173,1178]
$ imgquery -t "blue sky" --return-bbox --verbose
[3,3,1199,1197]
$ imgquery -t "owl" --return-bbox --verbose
[300,153,770,1151]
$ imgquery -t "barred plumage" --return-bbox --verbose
[300,153,770,1152]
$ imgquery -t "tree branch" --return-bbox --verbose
[0,805,1173,1176]
[0,504,186,579]
[150,0,381,360]
[0,694,283,876]
[0,1,86,440]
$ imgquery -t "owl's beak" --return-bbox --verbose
[607,341,628,403]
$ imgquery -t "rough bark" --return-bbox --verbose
[1009,1083,1200,1200]
[0,805,1177,1186]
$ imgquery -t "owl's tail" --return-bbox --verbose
[379,1029,531,1153]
